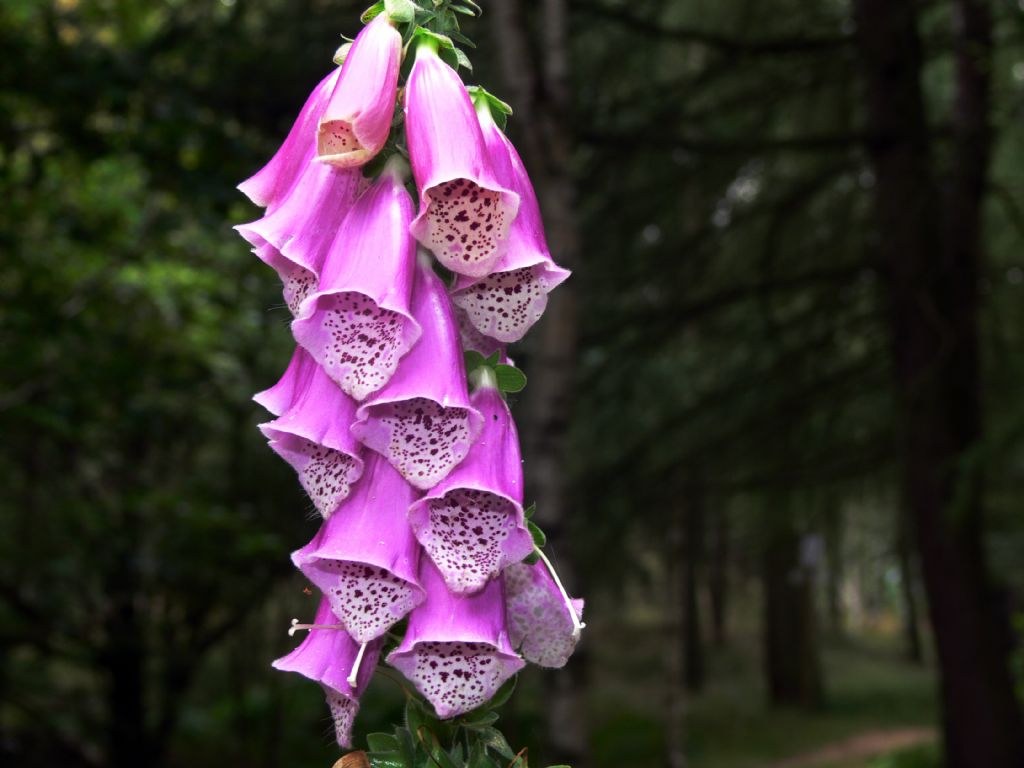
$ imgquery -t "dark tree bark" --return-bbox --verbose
[854,0,1024,764]
[707,505,730,648]
[761,504,823,709]
[682,487,706,693]
[896,505,924,664]
[490,1,589,765]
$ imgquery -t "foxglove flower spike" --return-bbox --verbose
[405,44,520,278]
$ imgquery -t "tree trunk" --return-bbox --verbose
[707,505,729,648]
[853,0,1024,764]
[761,503,823,709]
[896,504,924,664]
[682,487,705,693]
[489,1,589,765]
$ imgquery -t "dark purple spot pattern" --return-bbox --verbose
[405,641,510,717]
[372,397,473,489]
[424,179,510,273]
[323,686,358,747]
[318,121,358,158]
[454,305,504,358]
[504,562,578,668]
[283,265,317,316]
[295,440,359,518]
[321,560,419,643]
[453,265,551,343]
[320,291,407,400]
[420,489,516,593]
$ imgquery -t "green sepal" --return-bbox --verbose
[467,86,513,130]
[523,550,541,565]
[460,709,499,728]
[464,350,487,375]
[361,1,386,23]
[523,502,536,520]
[334,42,354,66]
[494,364,526,393]
[486,674,517,709]
[527,520,546,549]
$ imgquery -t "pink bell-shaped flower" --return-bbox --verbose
[405,44,519,279]
[316,14,402,168]
[450,100,570,342]
[273,596,382,747]
[292,160,421,401]
[292,453,425,644]
[505,558,584,668]
[351,254,484,490]
[258,349,364,518]
[407,372,533,594]
[238,68,340,212]
[387,556,525,718]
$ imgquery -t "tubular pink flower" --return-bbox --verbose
[387,557,525,719]
[258,356,364,518]
[450,105,571,342]
[351,255,484,490]
[407,378,533,594]
[291,164,421,401]
[238,68,340,211]
[454,305,505,359]
[292,453,425,644]
[237,161,362,314]
[253,345,316,417]
[316,14,401,168]
[405,45,520,278]
[272,597,382,747]
[504,560,584,668]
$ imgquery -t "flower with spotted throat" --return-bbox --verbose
[351,253,484,490]
[273,597,382,748]
[292,158,421,401]
[407,367,533,594]
[387,555,525,719]
[292,453,425,644]
[405,42,520,279]
[450,95,571,343]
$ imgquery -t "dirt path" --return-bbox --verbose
[767,727,937,768]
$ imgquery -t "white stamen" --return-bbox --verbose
[535,548,586,641]
[347,641,369,688]
[287,617,346,637]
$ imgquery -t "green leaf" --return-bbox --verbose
[477,727,516,760]
[464,350,486,373]
[494,364,527,393]
[528,521,546,549]
[384,0,418,23]
[523,550,541,565]
[487,674,517,709]
[461,710,499,728]
[453,47,473,72]
[523,502,536,519]
[404,697,426,742]
[368,733,401,752]
[361,1,386,23]
[367,754,408,768]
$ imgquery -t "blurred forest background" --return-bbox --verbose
[2,0,1024,767]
